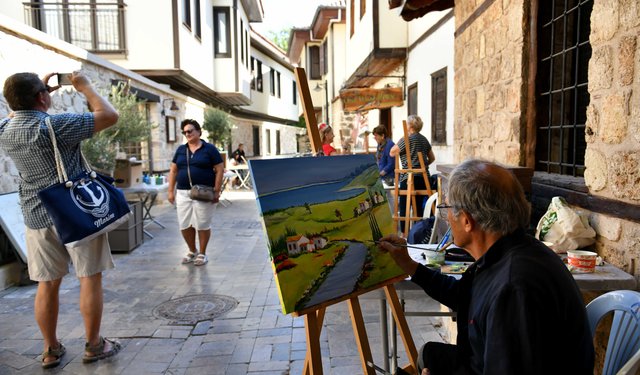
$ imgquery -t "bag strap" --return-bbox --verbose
[186,146,193,188]
[44,116,92,184]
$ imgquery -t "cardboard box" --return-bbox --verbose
[114,159,143,188]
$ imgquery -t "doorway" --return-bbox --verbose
[252,125,260,156]
[379,108,392,139]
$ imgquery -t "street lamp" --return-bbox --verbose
[313,82,328,125]
[161,98,179,116]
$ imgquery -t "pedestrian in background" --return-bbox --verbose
[168,119,223,266]
[390,115,435,232]
[0,71,121,368]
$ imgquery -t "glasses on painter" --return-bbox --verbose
[181,129,195,135]
[436,204,452,220]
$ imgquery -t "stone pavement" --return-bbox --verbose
[0,190,446,375]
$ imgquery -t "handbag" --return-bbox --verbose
[36,117,132,248]
[186,146,215,202]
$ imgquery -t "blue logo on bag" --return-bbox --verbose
[70,178,111,218]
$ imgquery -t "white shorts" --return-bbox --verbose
[25,226,114,281]
[176,189,217,231]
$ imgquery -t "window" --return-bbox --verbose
[253,126,260,156]
[194,0,201,39]
[350,0,355,37]
[408,83,418,117]
[360,0,366,19]
[276,130,281,155]
[266,129,271,154]
[257,60,263,92]
[277,72,281,98]
[320,40,329,75]
[431,69,446,145]
[240,19,244,63]
[24,0,127,54]
[182,0,191,28]
[245,30,250,69]
[213,7,231,58]
[536,0,592,176]
[270,69,275,96]
[309,46,320,80]
[251,57,255,89]
[293,82,297,105]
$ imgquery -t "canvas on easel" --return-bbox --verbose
[249,154,405,314]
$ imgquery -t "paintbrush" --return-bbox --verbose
[436,226,452,252]
[368,240,441,252]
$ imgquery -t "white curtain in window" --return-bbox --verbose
[217,12,227,54]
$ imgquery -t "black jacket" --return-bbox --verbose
[411,229,594,374]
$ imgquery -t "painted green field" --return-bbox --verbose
[274,242,347,313]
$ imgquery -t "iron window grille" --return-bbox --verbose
[536,0,592,177]
[24,1,127,54]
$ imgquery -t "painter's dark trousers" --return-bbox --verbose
[398,176,427,233]
[419,342,472,375]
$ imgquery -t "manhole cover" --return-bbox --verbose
[152,294,238,325]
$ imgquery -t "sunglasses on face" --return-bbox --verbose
[34,85,52,97]
[182,129,196,135]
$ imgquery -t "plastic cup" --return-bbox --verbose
[567,250,597,273]
[424,251,445,266]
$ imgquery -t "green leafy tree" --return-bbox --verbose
[266,28,291,52]
[82,82,154,172]
[202,105,234,149]
[304,202,312,214]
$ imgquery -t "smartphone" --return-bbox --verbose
[57,73,72,86]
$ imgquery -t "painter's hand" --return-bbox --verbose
[378,234,418,276]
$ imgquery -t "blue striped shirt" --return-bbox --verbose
[0,110,95,229]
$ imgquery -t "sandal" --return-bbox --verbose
[83,336,121,363]
[182,250,197,264]
[194,254,208,266]
[42,342,65,369]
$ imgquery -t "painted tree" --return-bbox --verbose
[304,202,312,214]
[368,213,383,241]
[353,206,359,219]
[334,209,342,221]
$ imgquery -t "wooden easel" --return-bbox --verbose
[295,67,419,375]
[392,120,433,238]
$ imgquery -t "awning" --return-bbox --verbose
[390,0,454,21]
[340,87,404,112]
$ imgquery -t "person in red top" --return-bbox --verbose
[319,123,349,156]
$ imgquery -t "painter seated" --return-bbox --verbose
[318,123,349,156]
[230,143,247,187]
[379,159,594,375]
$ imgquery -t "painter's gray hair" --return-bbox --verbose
[448,158,531,236]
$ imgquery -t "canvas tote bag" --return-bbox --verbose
[37,117,132,247]
[187,146,215,202]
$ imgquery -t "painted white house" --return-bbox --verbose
[310,236,328,250]
[286,234,310,255]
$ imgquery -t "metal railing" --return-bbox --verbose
[23,1,127,54]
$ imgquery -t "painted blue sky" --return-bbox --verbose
[249,154,377,196]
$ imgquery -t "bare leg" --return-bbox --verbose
[78,272,113,356]
[35,278,62,363]
[196,229,211,265]
[181,227,197,262]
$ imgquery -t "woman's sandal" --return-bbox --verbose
[182,251,197,264]
[41,342,65,369]
[194,254,208,266]
[83,336,121,363]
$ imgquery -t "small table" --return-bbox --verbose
[119,183,169,239]
[221,171,237,207]
[378,244,637,371]
[227,164,251,189]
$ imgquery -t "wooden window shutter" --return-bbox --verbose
[431,68,447,145]
[310,46,320,80]
[319,43,325,77]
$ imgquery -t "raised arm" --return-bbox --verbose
[68,72,119,133]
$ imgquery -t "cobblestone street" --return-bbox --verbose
[0,190,445,375]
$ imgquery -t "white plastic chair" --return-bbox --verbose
[423,193,439,244]
[586,290,640,375]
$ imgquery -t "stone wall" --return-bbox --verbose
[0,26,187,185]
[453,0,527,165]
[583,0,640,278]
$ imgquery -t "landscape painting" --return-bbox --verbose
[249,154,405,315]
